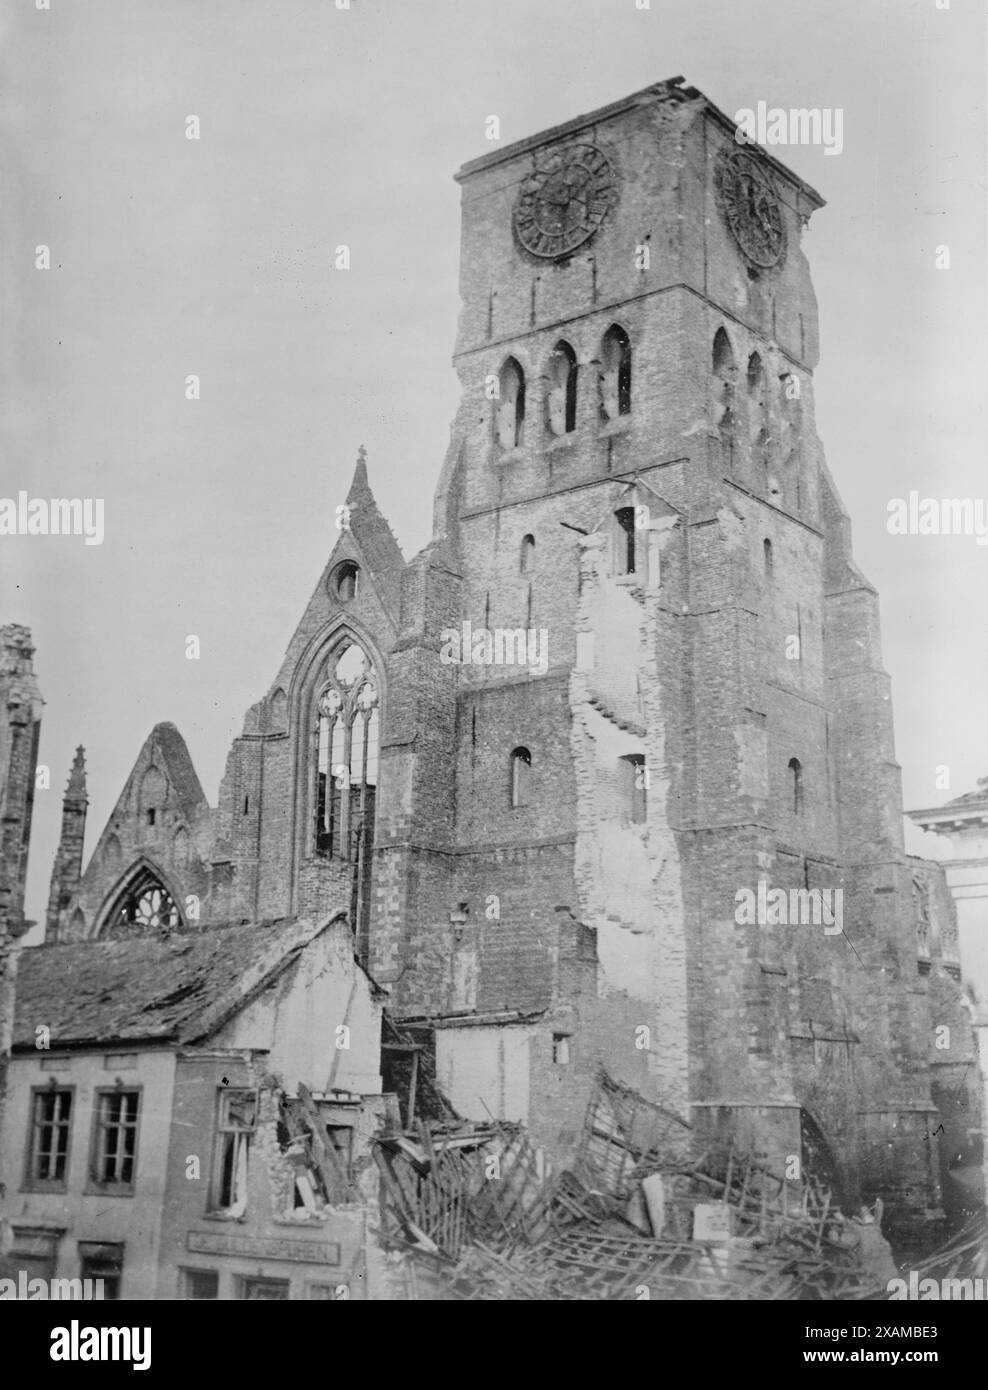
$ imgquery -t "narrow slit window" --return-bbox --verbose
[788,757,803,814]
[615,507,636,576]
[510,747,531,808]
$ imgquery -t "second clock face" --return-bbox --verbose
[514,143,615,259]
[717,150,787,269]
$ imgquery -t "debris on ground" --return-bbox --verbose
[372,1066,920,1300]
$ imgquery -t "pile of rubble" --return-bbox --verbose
[373,1068,902,1300]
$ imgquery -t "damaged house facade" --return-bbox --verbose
[10,76,980,1289]
[1,912,387,1298]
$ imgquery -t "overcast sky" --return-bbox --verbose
[2,0,984,932]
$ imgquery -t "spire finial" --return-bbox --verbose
[347,444,369,501]
[65,745,88,802]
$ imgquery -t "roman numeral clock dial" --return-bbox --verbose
[513,143,616,260]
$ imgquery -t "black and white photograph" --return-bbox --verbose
[0,0,985,1350]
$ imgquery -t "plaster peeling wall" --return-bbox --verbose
[569,533,690,1116]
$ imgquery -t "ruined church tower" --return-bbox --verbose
[368,78,954,1228]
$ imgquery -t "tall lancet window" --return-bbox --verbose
[314,641,380,865]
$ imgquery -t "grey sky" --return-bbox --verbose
[2,0,984,932]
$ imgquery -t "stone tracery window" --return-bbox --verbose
[314,640,379,862]
[110,868,181,934]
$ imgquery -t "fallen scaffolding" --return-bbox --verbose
[372,1067,903,1301]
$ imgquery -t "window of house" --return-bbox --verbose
[615,507,636,576]
[619,754,647,824]
[90,1089,140,1192]
[108,869,181,934]
[763,537,773,576]
[496,357,525,450]
[546,341,577,435]
[26,1087,73,1189]
[788,757,803,814]
[181,1268,219,1300]
[211,1089,257,1216]
[239,1276,290,1300]
[7,1227,59,1283]
[510,747,531,808]
[78,1242,123,1300]
[520,534,536,576]
[599,325,631,421]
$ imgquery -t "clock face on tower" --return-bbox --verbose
[513,143,615,259]
[716,150,787,269]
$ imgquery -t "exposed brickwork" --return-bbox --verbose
[37,80,981,1230]
[0,624,43,1220]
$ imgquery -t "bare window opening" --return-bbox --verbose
[91,1089,140,1190]
[552,1034,571,1065]
[788,757,803,815]
[211,1089,256,1216]
[713,327,737,448]
[520,534,536,575]
[620,754,647,824]
[763,538,773,576]
[334,562,359,602]
[510,747,531,808]
[497,357,525,450]
[748,351,769,459]
[615,507,636,576]
[243,795,249,815]
[599,325,631,421]
[146,808,156,827]
[547,341,577,436]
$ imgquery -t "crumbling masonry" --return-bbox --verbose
[42,78,981,1240]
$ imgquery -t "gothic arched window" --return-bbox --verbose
[314,640,379,863]
[497,357,526,450]
[520,534,536,575]
[599,325,631,421]
[109,868,182,935]
[547,341,577,436]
